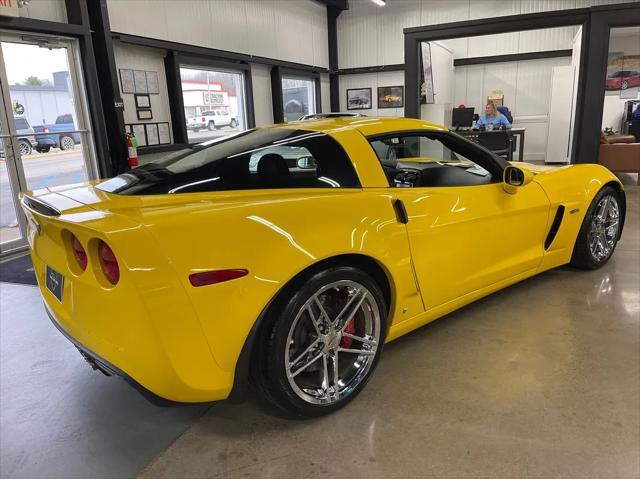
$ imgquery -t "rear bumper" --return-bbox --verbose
[29,236,235,404]
[44,303,201,406]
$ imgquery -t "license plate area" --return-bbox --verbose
[45,266,64,302]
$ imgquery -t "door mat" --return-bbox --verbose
[0,254,37,286]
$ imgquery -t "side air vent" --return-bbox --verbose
[21,196,61,217]
[544,205,565,250]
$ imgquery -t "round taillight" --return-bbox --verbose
[71,235,87,270]
[99,241,119,285]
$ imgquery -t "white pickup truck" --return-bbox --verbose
[187,110,238,131]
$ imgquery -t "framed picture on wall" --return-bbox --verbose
[346,88,372,110]
[135,94,151,109]
[378,86,404,109]
[119,69,135,94]
[136,109,153,120]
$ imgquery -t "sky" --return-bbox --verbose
[1,41,69,85]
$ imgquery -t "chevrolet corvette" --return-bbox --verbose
[21,117,625,417]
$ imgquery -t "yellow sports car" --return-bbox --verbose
[21,117,626,417]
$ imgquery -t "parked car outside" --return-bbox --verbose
[606,70,640,90]
[33,114,82,152]
[13,116,38,156]
[187,110,238,132]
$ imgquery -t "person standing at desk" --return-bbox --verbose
[476,102,512,130]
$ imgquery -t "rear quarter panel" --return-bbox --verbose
[134,188,424,373]
[529,163,624,270]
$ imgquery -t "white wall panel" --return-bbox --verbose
[452,56,572,161]
[420,0,470,25]
[337,0,379,69]
[112,41,173,141]
[245,0,278,59]
[108,0,167,39]
[107,0,329,68]
[19,0,66,22]
[338,0,638,68]
[377,0,421,65]
[320,74,331,114]
[163,1,214,50]
[468,0,520,19]
[339,71,405,116]
[251,63,273,127]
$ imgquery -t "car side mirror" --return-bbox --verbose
[503,165,533,194]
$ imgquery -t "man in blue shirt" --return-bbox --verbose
[476,102,512,129]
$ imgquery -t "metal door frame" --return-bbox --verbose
[0,30,99,256]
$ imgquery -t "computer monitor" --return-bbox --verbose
[452,107,475,129]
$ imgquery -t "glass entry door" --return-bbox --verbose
[0,32,97,255]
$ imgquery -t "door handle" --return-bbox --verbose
[393,199,409,224]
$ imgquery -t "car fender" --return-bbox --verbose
[526,163,625,269]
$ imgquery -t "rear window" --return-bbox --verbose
[14,118,29,130]
[56,114,73,124]
[97,128,360,195]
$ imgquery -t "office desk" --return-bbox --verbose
[455,128,526,162]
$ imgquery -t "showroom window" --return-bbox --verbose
[282,76,316,122]
[179,66,247,144]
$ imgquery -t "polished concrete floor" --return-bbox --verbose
[1,179,638,479]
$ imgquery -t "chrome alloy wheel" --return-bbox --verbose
[589,195,620,262]
[285,280,381,405]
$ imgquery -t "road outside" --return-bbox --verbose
[1,148,87,245]
[186,125,241,143]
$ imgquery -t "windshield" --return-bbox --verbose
[97,128,360,195]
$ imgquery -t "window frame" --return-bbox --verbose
[366,129,508,188]
[165,53,255,150]
[271,66,322,123]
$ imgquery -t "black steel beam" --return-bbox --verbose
[337,63,406,75]
[164,51,189,145]
[327,6,341,112]
[453,50,572,67]
[572,4,640,164]
[403,8,590,40]
[271,66,284,124]
[86,0,128,175]
[0,16,87,35]
[404,34,420,119]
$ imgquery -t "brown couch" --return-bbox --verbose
[599,132,640,185]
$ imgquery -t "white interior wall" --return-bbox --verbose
[251,63,273,127]
[112,41,173,142]
[339,71,405,116]
[321,74,331,114]
[13,0,66,22]
[338,0,638,69]
[602,28,640,132]
[454,56,572,162]
[106,0,329,69]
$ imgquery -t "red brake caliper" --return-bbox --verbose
[340,318,356,348]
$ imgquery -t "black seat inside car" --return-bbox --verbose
[257,153,290,187]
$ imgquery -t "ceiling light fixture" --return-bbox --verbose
[371,0,386,6]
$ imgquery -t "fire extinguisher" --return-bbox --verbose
[126,132,138,168]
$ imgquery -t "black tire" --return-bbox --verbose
[621,80,628,90]
[18,140,32,156]
[254,266,387,418]
[230,118,237,128]
[59,135,75,151]
[570,185,622,270]
[36,145,51,154]
[208,121,215,131]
